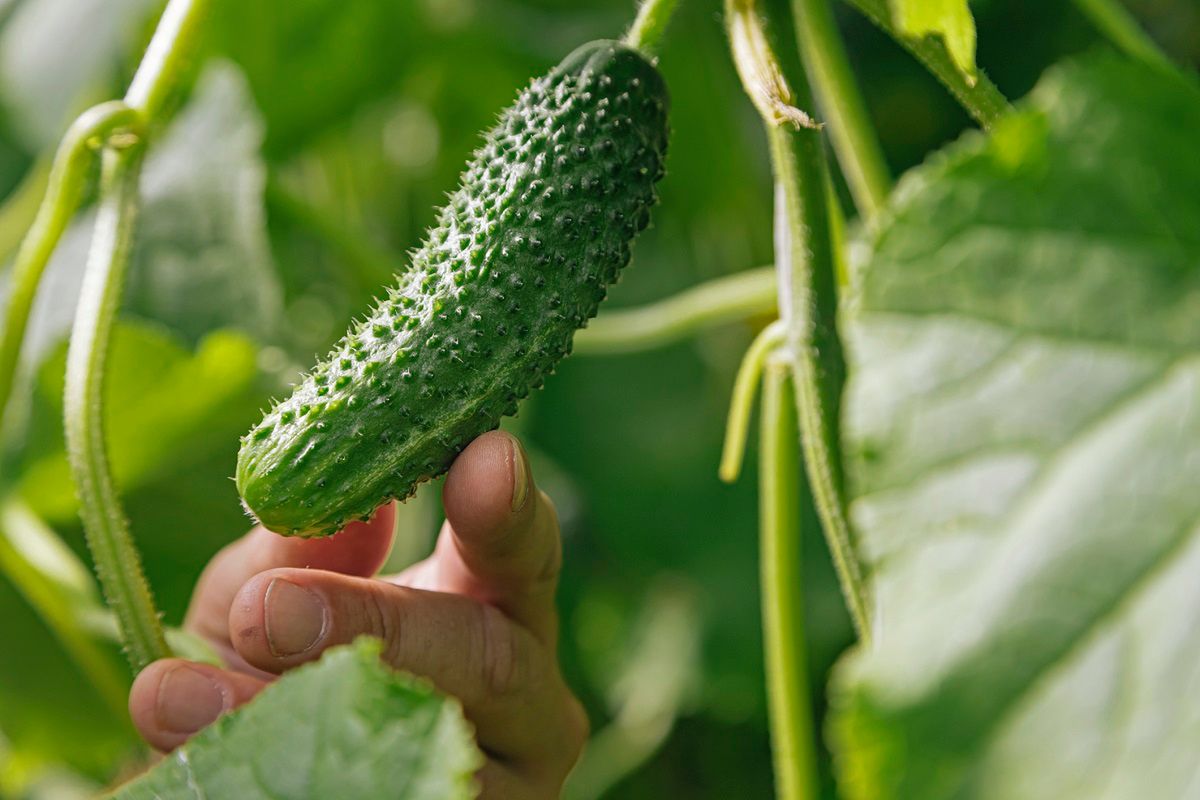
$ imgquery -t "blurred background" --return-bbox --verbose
[0,0,1196,797]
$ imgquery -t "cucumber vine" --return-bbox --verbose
[1,0,217,671]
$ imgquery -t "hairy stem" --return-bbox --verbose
[64,146,167,671]
[791,0,891,218]
[577,267,777,355]
[1071,0,1173,71]
[720,320,786,483]
[624,0,683,55]
[840,0,1010,128]
[727,0,872,640]
[759,358,820,800]
[768,126,870,641]
[0,102,141,429]
[55,0,216,671]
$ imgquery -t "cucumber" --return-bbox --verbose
[237,40,669,537]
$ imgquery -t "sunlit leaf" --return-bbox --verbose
[832,57,1200,799]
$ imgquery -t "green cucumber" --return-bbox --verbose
[237,40,669,537]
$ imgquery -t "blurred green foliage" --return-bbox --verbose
[0,0,1196,797]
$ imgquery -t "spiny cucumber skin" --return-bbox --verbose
[237,40,669,537]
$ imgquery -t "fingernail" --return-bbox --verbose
[510,436,530,512]
[156,666,227,734]
[264,578,327,657]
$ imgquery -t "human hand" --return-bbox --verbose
[128,431,588,798]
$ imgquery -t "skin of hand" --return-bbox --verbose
[128,431,588,799]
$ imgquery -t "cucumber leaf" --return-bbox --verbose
[107,639,482,800]
[832,57,1200,799]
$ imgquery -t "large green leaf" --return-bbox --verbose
[108,639,482,800]
[832,57,1200,799]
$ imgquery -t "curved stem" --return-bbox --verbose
[2,0,216,674]
[57,0,216,673]
[1071,0,1173,71]
[759,358,819,800]
[64,146,167,671]
[791,0,891,219]
[624,0,683,56]
[720,320,786,483]
[840,0,1010,129]
[125,0,215,118]
[727,0,872,641]
[577,267,777,355]
[0,102,140,428]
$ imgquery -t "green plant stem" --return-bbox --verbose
[64,146,167,672]
[791,0,890,218]
[759,359,819,800]
[0,102,140,428]
[124,0,215,119]
[840,0,1010,128]
[719,320,786,483]
[0,498,128,719]
[1071,0,1173,71]
[55,0,216,672]
[576,267,777,355]
[727,0,872,640]
[624,0,683,55]
[768,125,870,641]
